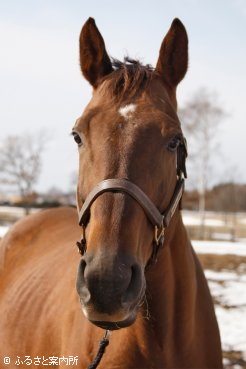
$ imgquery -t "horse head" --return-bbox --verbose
[74,17,188,330]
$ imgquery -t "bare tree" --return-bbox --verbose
[179,88,226,238]
[0,132,46,213]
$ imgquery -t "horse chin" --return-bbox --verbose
[90,310,137,330]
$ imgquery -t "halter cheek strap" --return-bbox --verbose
[76,137,187,267]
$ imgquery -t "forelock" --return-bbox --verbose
[102,57,155,102]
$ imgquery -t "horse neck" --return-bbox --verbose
[142,211,197,347]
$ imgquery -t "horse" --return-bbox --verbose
[0,18,222,368]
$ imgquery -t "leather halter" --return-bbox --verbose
[76,137,187,267]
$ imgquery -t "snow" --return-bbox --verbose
[205,270,241,281]
[206,270,246,306]
[183,210,246,228]
[196,243,246,363]
[182,214,225,226]
[206,270,246,360]
[212,232,235,241]
[192,240,246,256]
[216,305,246,355]
[0,225,9,238]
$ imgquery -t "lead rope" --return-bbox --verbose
[87,330,111,369]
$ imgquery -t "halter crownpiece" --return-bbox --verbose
[76,135,188,267]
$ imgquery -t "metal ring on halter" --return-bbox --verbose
[76,224,87,256]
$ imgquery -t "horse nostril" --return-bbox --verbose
[121,264,143,307]
[81,287,91,305]
[76,259,91,304]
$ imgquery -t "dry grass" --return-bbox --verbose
[198,254,246,273]
[223,350,246,369]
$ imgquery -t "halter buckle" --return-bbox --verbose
[145,225,165,269]
[154,224,165,245]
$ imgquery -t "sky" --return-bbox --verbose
[0,0,245,192]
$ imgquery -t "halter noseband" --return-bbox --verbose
[76,136,187,268]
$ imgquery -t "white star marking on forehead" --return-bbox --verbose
[119,104,136,120]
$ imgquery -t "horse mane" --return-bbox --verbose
[104,57,155,102]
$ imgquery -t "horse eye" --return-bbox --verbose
[72,132,82,146]
[167,136,180,152]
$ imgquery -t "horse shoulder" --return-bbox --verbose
[0,207,79,274]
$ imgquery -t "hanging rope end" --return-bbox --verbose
[87,330,112,369]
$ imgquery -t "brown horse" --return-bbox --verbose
[0,18,222,368]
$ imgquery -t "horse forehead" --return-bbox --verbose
[83,103,176,142]
[82,83,179,135]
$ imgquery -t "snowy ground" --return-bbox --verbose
[183,210,246,243]
[192,237,246,367]
[183,210,246,228]
[193,240,246,256]
[205,270,246,366]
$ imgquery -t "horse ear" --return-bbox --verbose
[79,18,113,87]
[156,18,188,88]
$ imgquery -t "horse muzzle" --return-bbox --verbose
[76,253,145,329]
